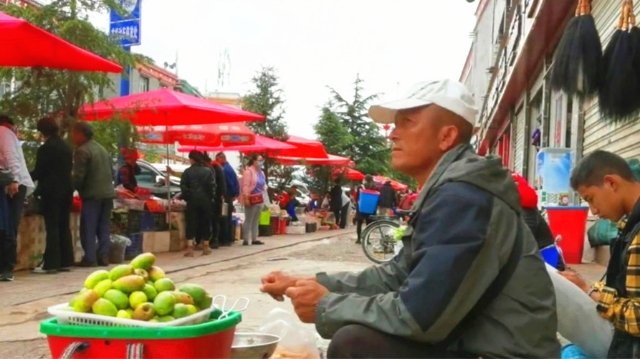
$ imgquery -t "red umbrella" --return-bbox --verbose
[0,12,122,73]
[343,168,364,181]
[177,135,295,153]
[274,154,352,166]
[138,122,256,146]
[277,135,329,159]
[79,88,264,126]
[373,175,408,191]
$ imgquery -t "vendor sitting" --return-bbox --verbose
[279,186,301,222]
[118,148,141,193]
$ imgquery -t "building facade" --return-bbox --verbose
[468,0,640,183]
[464,0,580,184]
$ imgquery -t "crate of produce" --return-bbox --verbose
[152,212,169,231]
[112,210,145,234]
[258,224,273,237]
[41,310,241,359]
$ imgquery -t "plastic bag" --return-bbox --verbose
[110,234,132,246]
[587,219,618,247]
[259,308,321,359]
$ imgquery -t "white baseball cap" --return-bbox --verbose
[368,79,478,126]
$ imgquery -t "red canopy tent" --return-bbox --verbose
[276,135,329,159]
[334,168,365,181]
[273,154,352,166]
[177,135,295,153]
[0,12,122,73]
[79,88,264,126]
[137,123,256,147]
[373,175,408,191]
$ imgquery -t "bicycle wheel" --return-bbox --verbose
[361,219,401,264]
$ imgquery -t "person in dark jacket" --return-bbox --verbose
[117,148,141,192]
[378,181,396,216]
[181,150,215,257]
[201,152,226,249]
[30,117,74,274]
[71,122,115,267]
[260,79,559,358]
[329,181,344,227]
[216,152,239,246]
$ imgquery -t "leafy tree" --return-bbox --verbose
[303,102,353,194]
[328,75,389,176]
[242,66,291,187]
[0,0,143,160]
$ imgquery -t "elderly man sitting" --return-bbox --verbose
[260,79,560,359]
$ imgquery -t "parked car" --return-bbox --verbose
[114,160,181,198]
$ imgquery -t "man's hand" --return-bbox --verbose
[558,270,591,293]
[285,280,329,323]
[260,271,300,301]
[7,182,18,197]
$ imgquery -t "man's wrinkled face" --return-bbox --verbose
[577,176,625,221]
[388,105,459,177]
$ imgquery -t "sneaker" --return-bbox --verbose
[32,267,57,274]
[242,241,249,246]
[59,267,71,272]
[252,240,265,245]
[0,271,14,282]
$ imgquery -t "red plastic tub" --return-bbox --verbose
[545,206,589,264]
[41,311,241,359]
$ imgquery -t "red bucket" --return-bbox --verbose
[46,328,235,359]
[545,206,589,264]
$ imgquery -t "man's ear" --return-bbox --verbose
[603,174,619,191]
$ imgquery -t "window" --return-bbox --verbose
[139,76,150,93]
[135,166,157,186]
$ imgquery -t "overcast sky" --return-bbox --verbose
[91,0,477,137]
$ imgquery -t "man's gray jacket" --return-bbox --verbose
[314,145,560,358]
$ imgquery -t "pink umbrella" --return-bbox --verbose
[177,135,295,153]
[79,88,264,126]
[0,12,122,72]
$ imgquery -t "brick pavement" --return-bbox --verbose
[0,229,355,309]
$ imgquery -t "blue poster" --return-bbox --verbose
[536,148,573,205]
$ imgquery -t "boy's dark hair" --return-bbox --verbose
[570,150,637,189]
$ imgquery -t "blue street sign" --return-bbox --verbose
[109,0,141,46]
[110,0,140,22]
[110,20,141,46]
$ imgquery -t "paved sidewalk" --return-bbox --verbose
[0,229,355,309]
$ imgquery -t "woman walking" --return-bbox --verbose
[181,151,215,257]
[30,117,74,274]
[241,155,266,246]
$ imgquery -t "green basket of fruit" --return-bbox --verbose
[48,252,248,328]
